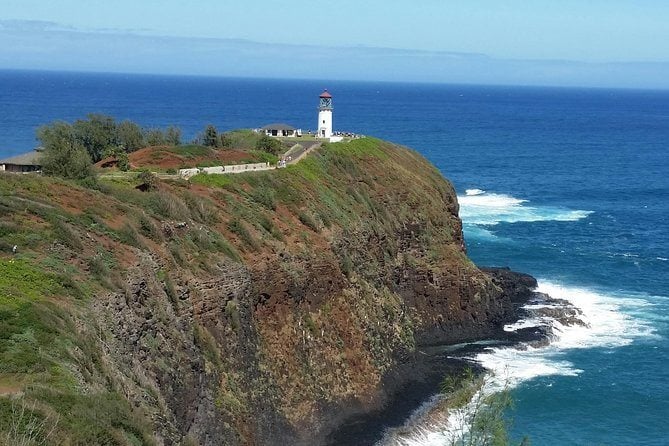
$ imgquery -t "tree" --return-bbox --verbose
[103,146,130,171]
[72,114,118,162]
[165,126,182,146]
[116,120,145,152]
[38,122,94,180]
[203,125,218,147]
[255,134,282,155]
[218,132,232,149]
[144,129,167,146]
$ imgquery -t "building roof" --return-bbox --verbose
[319,90,332,98]
[0,150,43,166]
[261,123,296,131]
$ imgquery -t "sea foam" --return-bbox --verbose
[464,188,486,196]
[377,281,657,446]
[457,189,592,227]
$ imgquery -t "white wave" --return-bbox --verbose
[503,316,551,332]
[379,282,658,446]
[476,281,656,387]
[465,188,486,196]
[533,282,656,350]
[457,190,592,227]
[657,257,668,261]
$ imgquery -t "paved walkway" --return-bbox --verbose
[282,141,322,165]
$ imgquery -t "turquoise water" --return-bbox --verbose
[1,71,668,445]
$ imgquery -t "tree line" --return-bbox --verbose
[37,114,230,179]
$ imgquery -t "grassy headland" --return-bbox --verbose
[0,135,505,445]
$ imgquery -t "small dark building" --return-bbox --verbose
[0,149,43,173]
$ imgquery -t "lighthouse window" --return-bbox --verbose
[322,120,325,124]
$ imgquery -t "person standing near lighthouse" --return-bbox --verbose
[318,90,333,138]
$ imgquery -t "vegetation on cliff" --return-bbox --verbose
[0,136,509,445]
[36,116,287,178]
[441,369,529,446]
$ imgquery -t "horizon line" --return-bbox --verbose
[3,67,669,93]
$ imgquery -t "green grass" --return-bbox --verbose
[326,137,389,160]
[285,155,324,183]
[17,390,154,445]
[0,259,85,378]
[0,255,152,443]
[169,144,213,158]
[249,150,279,165]
[222,129,263,151]
[250,187,276,210]
[190,173,235,188]
[147,191,191,221]
[0,172,50,196]
[0,259,64,305]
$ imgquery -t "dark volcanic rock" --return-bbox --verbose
[480,267,538,303]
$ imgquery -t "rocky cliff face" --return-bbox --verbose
[0,138,520,445]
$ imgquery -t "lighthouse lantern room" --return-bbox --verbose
[318,90,333,138]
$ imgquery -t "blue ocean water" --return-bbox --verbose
[1,70,668,445]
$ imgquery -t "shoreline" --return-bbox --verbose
[325,267,551,446]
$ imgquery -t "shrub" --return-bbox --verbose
[298,211,319,232]
[138,214,162,242]
[51,219,83,252]
[255,134,282,155]
[184,194,219,224]
[148,191,190,221]
[168,241,186,267]
[227,219,256,249]
[203,125,218,147]
[440,368,530,446]
[102,146,129,171]
[136,171,158,192]
[38,122,95,181]
[225,300,241,331]
[189,227,214,251]
[88,253,109,279]
[250,187,276,210]
[218,133,232,148]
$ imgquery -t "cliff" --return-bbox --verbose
[0,138,518,445]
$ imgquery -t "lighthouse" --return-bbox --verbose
[318,90,333,138]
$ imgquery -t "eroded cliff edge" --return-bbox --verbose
[1,138,523,445]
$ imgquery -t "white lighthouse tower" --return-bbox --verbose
[318,90,333,139]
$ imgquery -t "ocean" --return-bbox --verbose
[1,70,668,445]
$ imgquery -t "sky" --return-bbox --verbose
[1,0,669,88]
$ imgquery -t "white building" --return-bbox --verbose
[318,90,333,138]
[261,123,300,137]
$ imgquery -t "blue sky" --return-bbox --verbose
[1,0,669,88]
